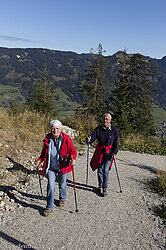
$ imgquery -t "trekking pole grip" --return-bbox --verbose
[71,154,73,164]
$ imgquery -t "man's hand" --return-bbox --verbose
[112,154,116,160]
[87,136,91,142]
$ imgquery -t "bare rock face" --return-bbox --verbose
[62,125,78,139]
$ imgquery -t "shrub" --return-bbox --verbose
[64,110,98,144]
[119,133,166,156]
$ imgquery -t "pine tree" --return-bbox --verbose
[111,51,158,136]
[127,53,158,135]
[28,63,56,116]
[111,50,132,134]
[78,43,109,121]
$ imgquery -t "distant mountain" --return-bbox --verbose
[0,47,165,111]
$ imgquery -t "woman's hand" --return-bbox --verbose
[70,158,76,166]
[34,157,40,166]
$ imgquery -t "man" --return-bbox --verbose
[35,119,77,216]
[88,113,118,196]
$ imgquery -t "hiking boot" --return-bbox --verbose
[103,189,108,196]
[59,200,65,207]
[43,209,52,216]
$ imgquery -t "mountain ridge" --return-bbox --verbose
[0,47,166,111]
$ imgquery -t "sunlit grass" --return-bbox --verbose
[0,108,51,153]
[149,170,166,220]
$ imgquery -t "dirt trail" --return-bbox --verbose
[0,150,166,249]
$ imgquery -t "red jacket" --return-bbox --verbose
[90,143,112,171]
[38,132,77,177]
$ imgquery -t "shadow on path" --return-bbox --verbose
[0,231,36,250]
[118,158,158,174]
[6,156,36,175]
[0,185,44,215]
[67,180,103,197]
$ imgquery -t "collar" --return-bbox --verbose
[102,124,111,130]
[51,133,63,142]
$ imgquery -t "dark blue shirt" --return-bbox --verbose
[89,123,119,155]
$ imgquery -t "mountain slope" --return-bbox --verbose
[0,47,166,111]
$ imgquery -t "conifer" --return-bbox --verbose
[78,43,109,121]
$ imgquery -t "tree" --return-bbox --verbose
[111,51,158,136]
[28,63,56,116]
[78,43,109,121]
[111,50,132,134]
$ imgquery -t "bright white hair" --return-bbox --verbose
[50,119,62,128]
[102,113,112,120]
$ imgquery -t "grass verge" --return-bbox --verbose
[148,171,166,220]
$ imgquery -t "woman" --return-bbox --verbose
[35,119,77,216]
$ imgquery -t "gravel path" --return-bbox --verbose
[0,150,166,250]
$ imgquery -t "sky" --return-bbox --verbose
[0,0,166,59]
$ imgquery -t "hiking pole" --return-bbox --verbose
[37,164,43,197]
[86,142,90,185]
[71,155,79,212]
[114,159,122,193]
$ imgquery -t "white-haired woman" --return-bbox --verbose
[35,119,77,216]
